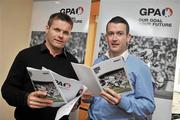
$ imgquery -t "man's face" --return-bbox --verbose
[45,19,72,52]
[106,23,131,55]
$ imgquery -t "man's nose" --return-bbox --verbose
[58,31,63,38]
[112,34,118,40]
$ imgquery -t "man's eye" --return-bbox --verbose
[108,32,114,36]
[116,32,122,36]
[63,31,70,36]
[54,29,60,32]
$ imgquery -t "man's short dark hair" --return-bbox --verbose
[106,16,130,34]
[48,12,73,29]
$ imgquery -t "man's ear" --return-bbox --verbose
[105,33,108,42]
[127,34,132,44]
[45,25,49,34]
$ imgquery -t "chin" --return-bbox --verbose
[53,45,63,50]
[54,43,64,48]
[110,48,120,52]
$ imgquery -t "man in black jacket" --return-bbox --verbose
[1,12,79,120]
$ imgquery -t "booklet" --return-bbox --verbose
[71,56,133,96]
[26,67,83,107]
[26,67,87,120]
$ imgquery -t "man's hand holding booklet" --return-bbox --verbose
[71,56,133,96]
[26,67,87,120]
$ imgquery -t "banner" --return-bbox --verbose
[93,0,180,119]
[30,0,91,63]
[174,25,180,92]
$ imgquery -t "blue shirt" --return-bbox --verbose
[88,52,155,120]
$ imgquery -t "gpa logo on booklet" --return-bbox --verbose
[55,80,71,89]
[93,66,101,74]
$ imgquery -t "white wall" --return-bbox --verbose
[0,0,32,119]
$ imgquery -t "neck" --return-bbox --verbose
[108,50,126,58]
[45,42,63,57]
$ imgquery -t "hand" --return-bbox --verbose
[27,91,53,108]
[81,90,92,103]
[100,88,120,105]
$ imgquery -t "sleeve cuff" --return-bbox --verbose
[24,92,30,107]
[117,95,129,111]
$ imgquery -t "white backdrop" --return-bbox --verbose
[30,0,91,63]
[93,0,180,119]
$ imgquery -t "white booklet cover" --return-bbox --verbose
[27,67,83,107]
[27,67,87,119]
[71,56,133,96]
[49,70,83,102]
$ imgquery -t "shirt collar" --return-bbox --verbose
[105,50,129,61]
[40,42,67,57]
